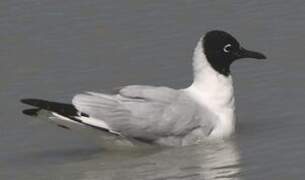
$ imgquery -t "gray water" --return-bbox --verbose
[1,0,305,179]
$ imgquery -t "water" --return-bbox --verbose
[1,0,305,179]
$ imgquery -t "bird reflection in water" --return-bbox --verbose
[76,139,242,180]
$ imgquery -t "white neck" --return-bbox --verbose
[185,37,236,138]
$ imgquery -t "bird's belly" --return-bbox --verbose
[209,110,236,138]
[154,128,206,146]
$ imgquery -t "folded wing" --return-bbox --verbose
[72,85,213,143]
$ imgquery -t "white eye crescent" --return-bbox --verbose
[223,44,232,53]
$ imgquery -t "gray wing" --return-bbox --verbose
[72,85,215,142]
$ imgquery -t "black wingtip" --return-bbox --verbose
[20,98,78,117]
[20,98,43,107]
[22,108,41,116]
[21,99,44,116]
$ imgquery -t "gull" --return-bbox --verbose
[21,30,266,147]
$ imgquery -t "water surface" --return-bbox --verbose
[1,0,305,179]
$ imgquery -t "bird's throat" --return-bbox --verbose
[185,39,236,138]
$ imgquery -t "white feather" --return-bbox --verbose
[51,112,81,124]
[78,116,120,135]
[184,38,236,138]
[52,112,120,135]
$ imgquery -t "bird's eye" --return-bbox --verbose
[223,44,232,53]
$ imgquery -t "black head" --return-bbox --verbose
[203,30,266,76]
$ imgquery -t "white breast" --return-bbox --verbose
[185,38,236,138]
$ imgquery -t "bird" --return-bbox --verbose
[21,30,266,147]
